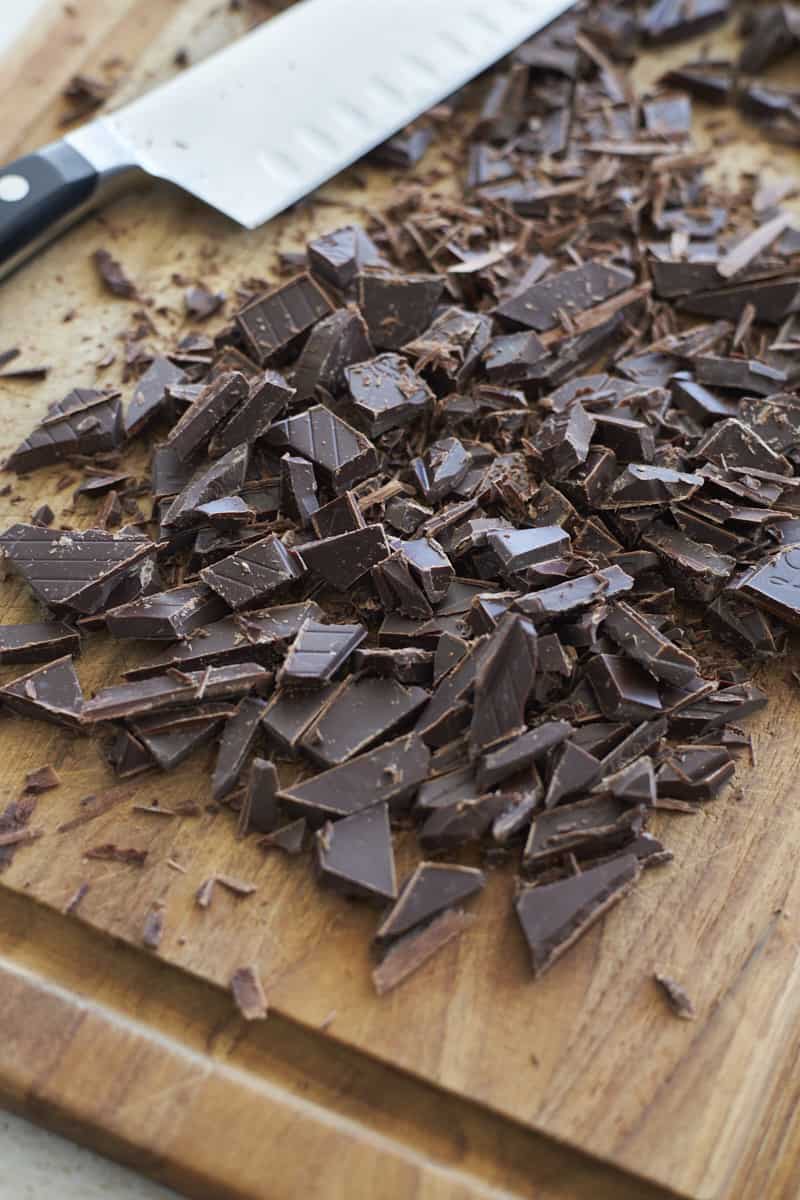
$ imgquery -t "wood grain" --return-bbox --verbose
[0,6,799,1200]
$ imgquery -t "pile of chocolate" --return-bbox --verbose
[1,0,800,991]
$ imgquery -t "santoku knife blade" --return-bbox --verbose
[0,0,574,278]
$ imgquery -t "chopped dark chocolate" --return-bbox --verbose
[0,621,80,665]
[315,802,396,903]
[7,388,123,472]
[294,306,373,402]
[477,720,573,791]
[299,524,389,590]
[266,405,378,494]
[357,270,443,350]
[372,909,474,995]
[0,655,84,729]
[603,602,699,685]
[307,225,385,292]
[278,618,366,688]
[164,371,248,461]
[345,354,432,436]
[81,662,269,722]
[235,273,333,363]
[24,764,60,793]
[523,795,644,874]
[469,613,538,754]
[210,369,294,457]
[300,675,429,768]
[125,357,187,436]
[280,455,319,526]
[200,534,303,609]
[93,248,136,298]
[185,283,225,320]
[260,817,307,855]
[212,695,268,800]
[515,854,640,977]
[238,757,280,836]
[496,262,634,333]
[105,583,226,640]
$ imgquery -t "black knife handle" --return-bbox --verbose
[0,141,99,279]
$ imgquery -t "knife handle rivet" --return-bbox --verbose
[0,174,30,202]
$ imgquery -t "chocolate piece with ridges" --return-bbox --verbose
[278,619,366,688]
[299,525,389,590]
[210,369,294,457]
[235,273,333,363]
[294,306,373,402]
[7,388,123,472]
[280,454,319,526]
[164,371,248,462]
[0,655,84,730]
[200,534,303,610]
[265,404,378,494]
[357,270,443,350]
[496,262,634,333]
[105,583,227,640]
[261,683,340,756]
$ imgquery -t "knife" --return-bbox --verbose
[0,0,574,279]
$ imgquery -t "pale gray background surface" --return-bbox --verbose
[0,3,181,1197]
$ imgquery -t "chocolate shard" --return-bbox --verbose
[352,646,432,685]
[416,766,480,814]
[212,695,268,799]
[280,454,319,526]
[585,654,663,723]
[694,356,787,395]
[278,733,430,826]
[469,613,538,754]
[209,369,294,457]
[132,712,225,771]
[278,618,366,688]
[125,602,321,679]
[603,602,699,686]
[0,621,80,665]
[124,356,188,437]
[164,371,248,461]
[483,330,548,383]
[375,863,485,944]
[433,631,469,684]
[599,718,668,778]
[738,546,800,627]
[487,526,570,575]
[492,780,543,845]
[150,442,194,500]
[260,817,307,855]
[344,353,433,436]
[640,0,729,44]
[6,387,123,472]
[418,792,508,852]
[661,59,733,103]
[476,720,573,791]
[261,683,340,756]
[739,4,800,73]
[404,307,492,390]
[311,491,365,539]
[238,757,280,835]
[235,273,333,363]
[357,270,443,350]
[679,276,800,324]
[544,741,602,808]
[515,854,640,978]
[535,405,596,478]
[0,524,158,616]
[693,418,791,477]
[300,675,429,768]
[307,225,385,292]
[105,583,227,640]
[604,464,703,509]
[81,662,269,723]
[412,438,472,503]
[294,306,373,402]
[372,552,433,620]
[643,523,735,603]
[398,537,454,604]
[496,262,634,333]
[597,757,657,807]
[657,746,735,802]
[315,802,397,903]
[299,524,389,590]
[0,655,84,729]
[265,404,378,494]
[523,795,644,874]
[200,533,304,610]
[514,566,634,620]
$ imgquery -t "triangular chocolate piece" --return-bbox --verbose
[133,714,226,771]
[544,741,601,808]
[601,756,656,806]
[162,443,250,528]
[375,862,485,944]
[0,655,84,729]
[7,387,123,472]
[124,356,187,436]
[515,855,640,978]
[212,696,268,800]
[238,757,280,836]
[260,818,307,855]
[469,613,538,753]
[106,728,155,777]
[0,524,157,615]
[314,802,397,902]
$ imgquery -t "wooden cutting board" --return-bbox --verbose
[1,5,799,1199]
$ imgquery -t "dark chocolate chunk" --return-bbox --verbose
[235,273,333,363]
[344,353,432,436]
[351,646,433,685]
[280,454,319,526]
[372,909,475,995]
[412,438,472,503]
[294,306,373,402]
[7,388,123,472]
[150,442,195,500]
[261,683,339,756]
[375,862,485,944]
[418,792,508,852]
[514,566,634,620]
[661,60,733,104]
[544,741,602,808]
[370,125,433,168]
[266,405,378,494]
[0,524,158,616]
[657,746,735,802]
[164,371,248,461]
[279,733,430,825]
[300,675,429,768]
[535,405,596,478]
[209,369,294,457]
[105,582,227,640]
[738,546,800,627]
[125,357,187,436]
[470,613,538,754]
[398,537,454,604]
[416,766,480,814]
[603,602,699,685]
[483,331,548,383]
[200,534,304,610]
[93,248,135,297]
[307,225,385,292]
[643,523,734,602]
[515,854,640,977]
[0,621,80,665]
[81,662,269,723]
[597,756,656,807]
[739,4,800,73]
[23,764,61,793]
[299,524,388,590]
[238,757,280,836]
[259,817,307,855]
[523,795,644,874]
[372,552,433,620]
[315,802,396,903]
[184,283,225,319]
[132,712,225,771]
[679,277,800,324]
[495,262,634,333]
[487,526,570,575]
[693,419,791,477]
[0,655,84,729]
[212,696,268,800]
[476,720,573,791]
[357,270,443,350]
[585,655,663,723]
[278,618,366,688]
[404,307,492,391]
[311,491,365,539]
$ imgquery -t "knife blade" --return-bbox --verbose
[0,0,574,278]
